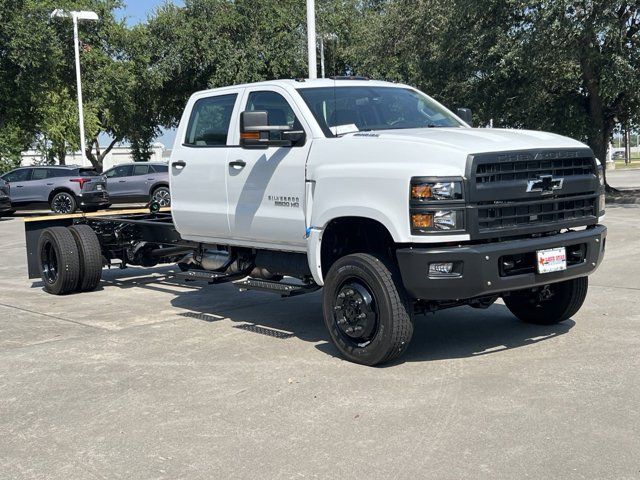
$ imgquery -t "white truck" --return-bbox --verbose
[25,78,607,365]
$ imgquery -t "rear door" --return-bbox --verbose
[225,87,311,249]
[129,164,152,199]
[170,89,242,241]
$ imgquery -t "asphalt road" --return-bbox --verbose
[1,206,639,479]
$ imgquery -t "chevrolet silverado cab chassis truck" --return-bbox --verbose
[25,78,607,366]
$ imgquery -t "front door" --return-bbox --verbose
[170,89,242,241]
[104,165,133,200]
[226,87,311,250]
[3,168,33,203]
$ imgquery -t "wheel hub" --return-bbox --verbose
[334,281,377,341]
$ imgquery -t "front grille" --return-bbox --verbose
[478,194,597,231]
[476,157,594,183]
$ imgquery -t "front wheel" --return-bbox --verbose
[322,253,413,366]
[50,191,77,214]
[503,277,588,325]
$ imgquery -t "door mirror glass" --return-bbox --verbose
[240,111,305,149]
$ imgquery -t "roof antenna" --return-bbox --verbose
[306,0,317,79]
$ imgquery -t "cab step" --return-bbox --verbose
[176,269,238,284]
[234,278,320,297]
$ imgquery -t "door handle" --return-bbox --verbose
[118,180,126,183]
[172,160,186,170]
[229,160,246,170]
[16,185,24,188]
[46,183,54,186]
[147,178,154,181]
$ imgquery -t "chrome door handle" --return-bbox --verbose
[229,160,246,169]
[172,160,186,170]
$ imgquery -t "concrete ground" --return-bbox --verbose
[607,167,640,190]
[0,206,639,480]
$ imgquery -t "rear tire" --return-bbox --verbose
[68,225,103,292]
[37,227,80,295]
[322,253,413,366]
[50,191,77,214]
[504,277,588,325]
[151,186,171,207]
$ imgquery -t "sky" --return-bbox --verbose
[115,0,184,27]
[112,1,185,149]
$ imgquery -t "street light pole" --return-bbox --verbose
[51,9,99,166]
[71,14,88,165]
[306,0,317,79]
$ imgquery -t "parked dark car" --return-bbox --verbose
[1,165,110,214]
[0,178,14,216]
[103,162,170,206]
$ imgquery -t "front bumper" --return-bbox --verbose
[78,190,110,208]
[0,196,13,212]
[396,225,607,301]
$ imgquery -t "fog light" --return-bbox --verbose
[411,213,433,229]
[429,262,454,276]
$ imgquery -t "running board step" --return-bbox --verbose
[176,269,237,284]
[234,278,320,297]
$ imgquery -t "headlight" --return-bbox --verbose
[411,181,463,201]
[411,209,465,233]
[597,164,605,187]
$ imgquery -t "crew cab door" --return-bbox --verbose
[170,90,241,241]
[226,87,311,249]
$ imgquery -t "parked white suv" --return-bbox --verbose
[27,78,606,366]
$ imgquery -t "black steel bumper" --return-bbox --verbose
[78,191,110,209]
[396,225,607,301]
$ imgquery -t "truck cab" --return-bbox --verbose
[168,78,606,364]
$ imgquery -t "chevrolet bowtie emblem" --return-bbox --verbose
[526,174,563,194]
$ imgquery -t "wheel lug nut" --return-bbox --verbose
[334,305,342,311]
[357,313,366,319]
[345,327,354,334]
[354,299,362,305]
[354,326,363,333]
[337,292,345,299]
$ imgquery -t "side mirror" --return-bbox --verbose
[240,111,305,149]
[456,108,473,127]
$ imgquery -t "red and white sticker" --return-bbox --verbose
[536,247,567,274]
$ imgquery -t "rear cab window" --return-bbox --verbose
[184,93,237,147]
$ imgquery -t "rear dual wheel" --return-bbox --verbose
[38,225,102,295]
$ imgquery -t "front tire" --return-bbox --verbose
[503,277,588,325]
[50,191,77,214]
[38,227,80,295]
[322,253,413,366]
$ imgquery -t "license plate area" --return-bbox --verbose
[536,247,567,274]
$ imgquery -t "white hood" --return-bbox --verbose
[348,127,589,155]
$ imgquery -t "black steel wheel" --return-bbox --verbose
[69,224,103,292]
[503,277,589,325]
[322,253,413,366]
[50,191,77,214]
[37,227,80,295]
[151,186,171,207]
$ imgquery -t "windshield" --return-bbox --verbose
[297,86,464,137]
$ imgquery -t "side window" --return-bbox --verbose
[245,90,299,128]
[31,168,48,181]
[4,169,31,182]
[185,93,237,146]
[132,165,149,176]
[105,165,132,178]
[150,164,168,173]
[46,168,69,178]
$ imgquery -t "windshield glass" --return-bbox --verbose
[297,86,463,137]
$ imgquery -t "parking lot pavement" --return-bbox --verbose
[607,168,640,190]
[0,208,639,480]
